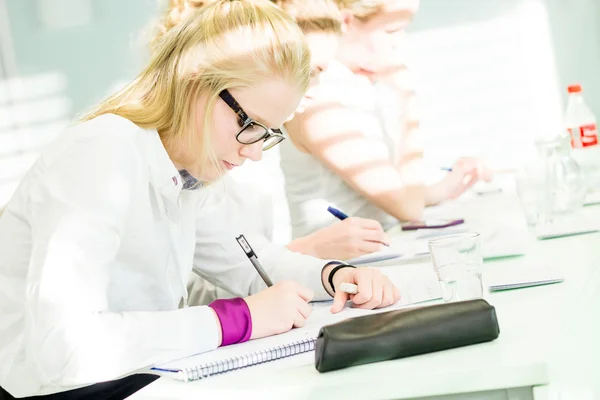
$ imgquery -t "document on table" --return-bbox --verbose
[584,191,600,206]
[347,225,528,266]
[536,213,600,240]
[484,264,564,291]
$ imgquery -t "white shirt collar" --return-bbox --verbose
[141,128,183,194]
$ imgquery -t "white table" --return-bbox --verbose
[131,193,600,399]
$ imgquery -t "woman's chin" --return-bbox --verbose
[200,169,227,182]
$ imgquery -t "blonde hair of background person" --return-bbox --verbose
[156,0,391,263]
[272,0,341,89]
[281,0,492,238]
[334,0,383,20]
[0,1,401,397]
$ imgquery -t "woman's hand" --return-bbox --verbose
[426,158,493,205]
[324,266,401,313]
[244,281,313,340]
[287,217,390,260]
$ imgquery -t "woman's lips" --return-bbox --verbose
[223,161,237,170]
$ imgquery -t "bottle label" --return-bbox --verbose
[568,124,598,148]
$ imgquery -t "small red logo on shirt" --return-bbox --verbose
[172,176,178,185]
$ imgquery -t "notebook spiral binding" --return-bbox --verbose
[181,337,317,382]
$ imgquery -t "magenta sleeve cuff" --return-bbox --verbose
[208,298,252,346]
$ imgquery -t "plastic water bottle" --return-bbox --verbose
[564,84,600,191]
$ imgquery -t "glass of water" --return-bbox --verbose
[428,233,484,303]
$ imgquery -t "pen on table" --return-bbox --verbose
[236,234,273,287]
[327,206,389,247]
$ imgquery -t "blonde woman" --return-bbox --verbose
[161,0,391,310]
[159,0,391,309]
[280,0,493,238]
[0,1,400,398]
[160,0,390,263]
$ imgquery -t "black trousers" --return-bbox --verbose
[0,374,159,400]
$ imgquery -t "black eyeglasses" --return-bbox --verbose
[219,89,285,151]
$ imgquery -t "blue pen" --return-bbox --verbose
[443,166,513,174]
[327,206,348,221]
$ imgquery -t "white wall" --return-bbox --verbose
[544,0,600,115]
[411,0,600,116]
[4,0,157,114]
[1,0,158,207]
[407,0,578,172]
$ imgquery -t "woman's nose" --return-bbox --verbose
[240,140,263,162]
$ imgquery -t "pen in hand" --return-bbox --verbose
[327,206,348,221]
[441,166,516,174]
[327,206,389,247]
[236,234,273,287]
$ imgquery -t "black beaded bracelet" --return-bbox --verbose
[327,264,356,293]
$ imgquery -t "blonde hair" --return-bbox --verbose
[152,0,216,49]
[333,0,384,21]
[82,0,310,179]
[272,0,342,34]
[157,0,342,36]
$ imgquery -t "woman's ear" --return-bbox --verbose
[340,10,354,34]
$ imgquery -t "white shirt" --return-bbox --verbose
[187,174,326,305]
[280,61,403,238]
[0,114,331,397]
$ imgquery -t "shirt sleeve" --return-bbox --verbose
[191,177,332,300]
[25,134,219,389]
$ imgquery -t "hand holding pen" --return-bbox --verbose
[321,206,390,253]
[236,235,314,338]
[237,234,400,318]
[439,158,495,186]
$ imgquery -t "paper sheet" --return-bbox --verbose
[347,225,528,266]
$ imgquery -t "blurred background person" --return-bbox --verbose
[280,0,493,239]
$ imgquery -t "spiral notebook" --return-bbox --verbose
[150,302,353,382]
[152,328,319,382]
[151,270,442,382]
